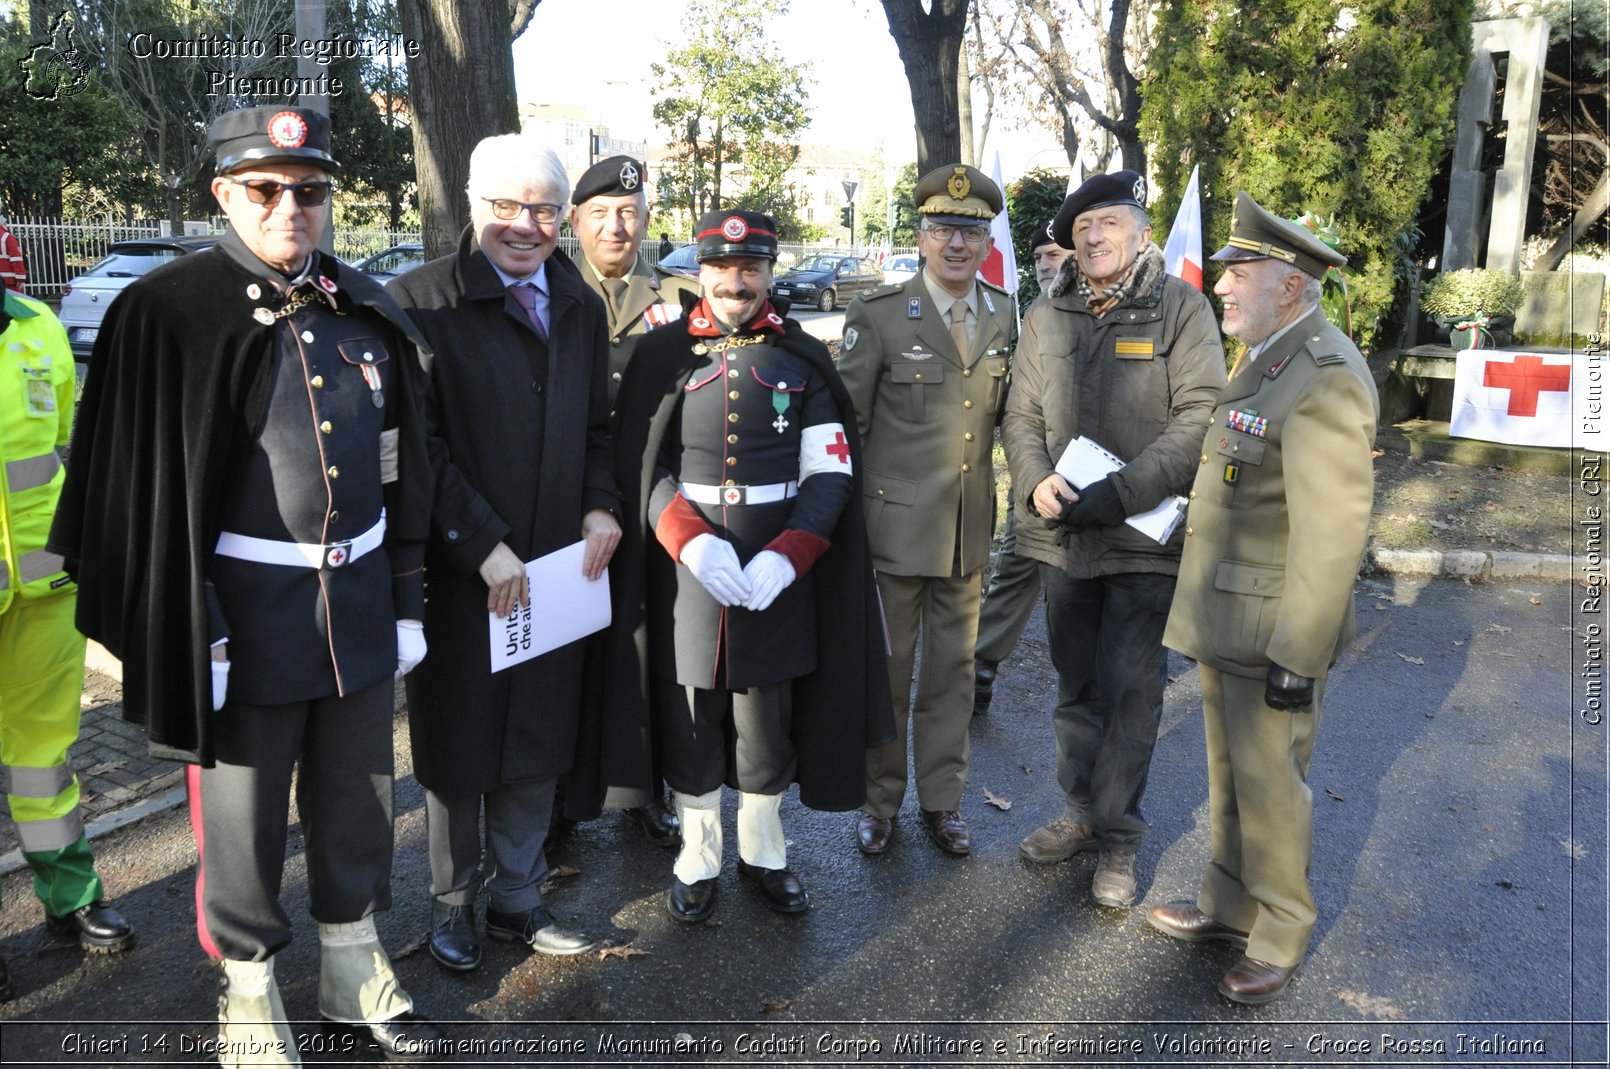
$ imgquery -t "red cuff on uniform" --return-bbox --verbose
[653,492,717,560]
[765,528,830,577]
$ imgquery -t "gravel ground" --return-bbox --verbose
[1369,449,1574,555]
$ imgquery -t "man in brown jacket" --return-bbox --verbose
[1150,192,1378,1005]
[838,165,1016,857]
[1002,172,1225,907]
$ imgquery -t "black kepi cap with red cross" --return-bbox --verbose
[694,210,779,262]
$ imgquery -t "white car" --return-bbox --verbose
[882,254,919,285]
[60,236,216,359]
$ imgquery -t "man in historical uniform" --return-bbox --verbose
[391,134,618,974]
[837,164,1016,858]
[972,221,1073,715]
[1002,172,1225,908]
[1150,192,1378,1004]
[0,290,133,1003]
[610,209,890,923]
[49,106,442,1064]
[565,153,693,846]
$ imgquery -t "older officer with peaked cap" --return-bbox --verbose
[838,164,1016,858]
[608,209,890,924]
[1149,192,1378,1005]
[50,106,443,1064]
[972,220,1074,716]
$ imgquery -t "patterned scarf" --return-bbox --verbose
[1076,257,1143,318]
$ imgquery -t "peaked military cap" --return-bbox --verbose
[1210,191,1347,279]
[574,155,647,204]
[1050,170,1147,247]
[209,106,337,174]
[694,209,779,262]
[915,164,1002,224]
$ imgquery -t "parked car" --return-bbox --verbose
[882,254,919,285]
[772,254,884,312]
[60,236,217,359]
[352,242,426,283]
[655,243,700,280]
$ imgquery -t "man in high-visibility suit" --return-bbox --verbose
[0,288,134,1001]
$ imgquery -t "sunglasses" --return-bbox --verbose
[225,176,333,208]
[481,198,562,223]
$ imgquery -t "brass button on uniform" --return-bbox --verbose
[301,330,315,343]
[1200,454,1208,464]
[327,465,339,478]
[1185,526,1194,536]
[914,373,923,381]
[725,456,737,467]
[728,412,739,423]
[963,399,974,409]
[724,479,736,486]
[330,510,340,522]
[611,371,622,382]
[729,390,740,400]
[362,351,374,362]
[876,489,885,496]
[964,432,974,442]
[728,369,739,379]
[311,375,325,388]
[962,368,972,378]
[1189,490,1197,500]
[961,463,971,473]
[727,434,739,444]
[320,420,332,433]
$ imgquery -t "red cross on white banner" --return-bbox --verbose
[1481,353,1573,416]
[1451,349,1591,449]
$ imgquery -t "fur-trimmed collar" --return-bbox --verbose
[1048,241,1167,309]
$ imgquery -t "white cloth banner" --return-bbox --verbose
[1449,348,1602,449]
[1161,164,1204,291]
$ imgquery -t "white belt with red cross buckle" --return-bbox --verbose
[215,511,386,570]
[681,481,798,507]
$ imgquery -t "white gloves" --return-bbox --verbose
[680,533,751,606]
[396,619,427,678]
[210,655,230,713]
[742,550,796,612]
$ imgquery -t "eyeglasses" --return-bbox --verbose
[923,223,990,245]
[225,177,332,208]
[482,198,562,223]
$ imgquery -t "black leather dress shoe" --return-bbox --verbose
[737,860,810,913]
[973,660,997,715]
[46,899,134,953]
[428,902,481,972]
[485,906,597,955]
[667,877,717,924]
[322,1011,446,1063]
[857,813,894,855]
[626,799,682,847]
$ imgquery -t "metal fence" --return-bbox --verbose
[6,216,919,301]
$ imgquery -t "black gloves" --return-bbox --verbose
[1061,477,1127,529]
[1265,664,1315,712]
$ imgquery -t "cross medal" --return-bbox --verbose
[771,386,790,433]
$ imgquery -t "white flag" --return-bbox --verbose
[978,151,1018,295]
[1162,164,1204,291]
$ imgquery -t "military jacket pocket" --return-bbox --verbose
[890,360,943,422]
[337,337,390,368]
[1210,560,1283,664]
[861,468,917,549]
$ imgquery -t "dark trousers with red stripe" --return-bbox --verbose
[186,679,395,961]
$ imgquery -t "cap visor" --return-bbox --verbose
[1209,244,1266,263]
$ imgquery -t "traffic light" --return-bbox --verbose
[840,205,854,229]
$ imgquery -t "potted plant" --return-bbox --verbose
[1420,268,1525,348]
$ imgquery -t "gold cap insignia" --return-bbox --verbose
[947,166,971,201]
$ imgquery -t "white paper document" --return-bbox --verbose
[1053,435,1188,545]
[488,541,611,673]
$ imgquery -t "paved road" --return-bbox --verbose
[1,575,1603,1067]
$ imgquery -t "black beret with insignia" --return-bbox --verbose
[1030,219,1065,252]
[573,155,647,205]
[1210,191,1347,279]
[694,209,779,262]
[209,106,337,174]
[1050,169,1146,247]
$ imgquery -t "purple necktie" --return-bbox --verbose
[508,282,548,342]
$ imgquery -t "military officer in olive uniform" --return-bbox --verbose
[838,164,1016,858]
[1150,192,1379,1006]
[570,154,697,417]
[567,154,692,846]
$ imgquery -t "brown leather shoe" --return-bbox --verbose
[857,813,893,855]
[920,809,972,856]
[1217,955,1298,1004]
[1147,902,1249,947]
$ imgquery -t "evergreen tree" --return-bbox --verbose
[1141,0,1474,348]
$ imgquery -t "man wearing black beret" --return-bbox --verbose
[51,104,443,1063]
[1152,192,1378,1005]
[1001,170,1225,909]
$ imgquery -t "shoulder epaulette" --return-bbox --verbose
[980,278,1011,298]
[1300,333,1350,366]
[862,283,904,301]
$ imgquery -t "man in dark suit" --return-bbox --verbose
[1151,192,1379,1005]
[51,105,441,1064]
[390,134,620,974]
